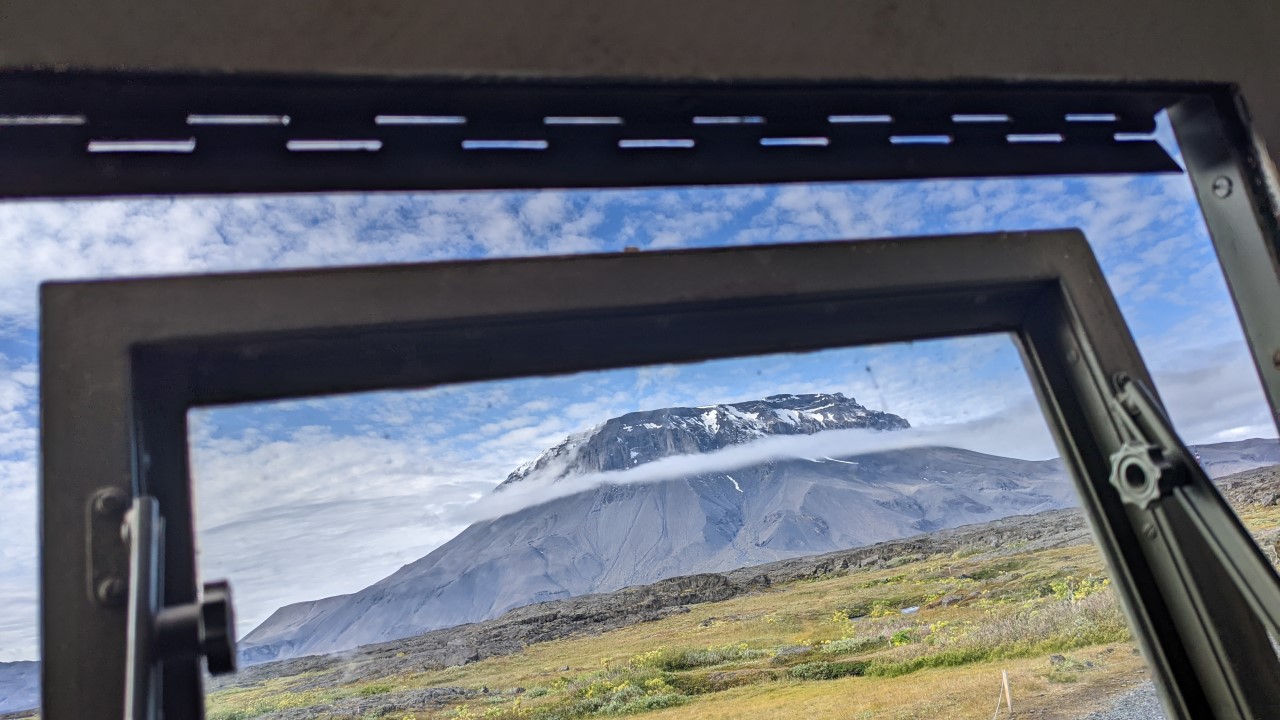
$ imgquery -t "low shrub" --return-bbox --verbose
[820,636,887,655]
[561,675,686,717]
[789,660,869,680]
[631,643,769,671]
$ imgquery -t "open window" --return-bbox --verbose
[40,229,1280,718]
[9,61,1280,720]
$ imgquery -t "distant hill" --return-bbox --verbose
[0,661,38,716]
[1190,438,1280,477]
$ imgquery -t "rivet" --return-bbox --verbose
[96,577,126,604]
[1212,176,1234,198]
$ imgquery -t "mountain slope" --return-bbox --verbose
[241,394,1074,663]
[208,464,1280,720]
[1190,438,1280,477]
[217,505,1101,691]
[0,661,39,715]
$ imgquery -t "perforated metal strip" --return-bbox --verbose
[0,72,1185,198]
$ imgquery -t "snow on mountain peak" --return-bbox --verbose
[497,393,908,489]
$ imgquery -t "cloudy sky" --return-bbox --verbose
[0,116,1276,661]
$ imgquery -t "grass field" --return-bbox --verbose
[206,503,1280,720]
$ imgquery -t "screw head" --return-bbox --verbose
[91,487,129,516]
[1212,176,1234,198]
[96,577,126,604]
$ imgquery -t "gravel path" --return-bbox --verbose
[1079,682,1165,720]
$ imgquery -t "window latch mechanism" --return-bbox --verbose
[1107,373,1191,509]
[122,496,237,720]
[1102,372,1280,660]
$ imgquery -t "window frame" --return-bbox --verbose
[40,230,1280,719]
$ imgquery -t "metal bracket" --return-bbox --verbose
[87,487,131,607]
[1097,373,1280,717]
[1109,374,1280,650]
[123,497,238,720]
[1169,95,1280,435]
[1106,376,1191,509]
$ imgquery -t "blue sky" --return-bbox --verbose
[0,116,1276,661]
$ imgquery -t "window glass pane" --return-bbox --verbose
[190,335,1056,658]
[186,333,1275,719]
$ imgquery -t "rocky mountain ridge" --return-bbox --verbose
[498,393,910,487]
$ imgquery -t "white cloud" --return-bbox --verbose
[0,353,37,662]
[0,193,617,328]
[1154,343,1279,445]
[635,366,680,394]
[0,574,37,661]
[470,405,1057,522]
[190,428,507,633]
[0,362,37,458]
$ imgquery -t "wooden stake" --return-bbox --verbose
[1002,670,1014,714]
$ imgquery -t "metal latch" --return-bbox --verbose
[123,496,237,720]
[1108,441,1186,510]
[1102,372,1280,670]
[1107,374,1191,509]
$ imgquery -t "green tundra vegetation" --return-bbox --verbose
[205,502,1280,720]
